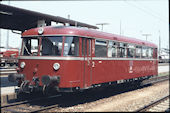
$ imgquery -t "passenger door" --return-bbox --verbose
[82,38,92,88]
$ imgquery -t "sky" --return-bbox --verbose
[0,0,169,50]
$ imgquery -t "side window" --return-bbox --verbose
[82,38,91,56]
[112,42,117,57]
[82,38,86,56]
[146,47,149,58]
[95,40,107,57]
[142,46,148,58]
[88,39,91,56]
[127,44,135,58]
[64,36,79,56]
[148,48,153,58]
[117,42,127,58]
[108,41,113,57]
[136,46,142,58]
[108,41,117,57]
[153,48,158,59]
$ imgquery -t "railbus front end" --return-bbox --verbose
[8,35,89,93]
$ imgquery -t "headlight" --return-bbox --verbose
[53,63,60,70]
[20,62,26,69]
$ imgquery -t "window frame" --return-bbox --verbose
[135,45,142,58]
[21,37,40,56]
[117,42,127,58]
[40,36,63,56]
[127,44,135,58]
[63,36,80,57]
[95,39,108,57]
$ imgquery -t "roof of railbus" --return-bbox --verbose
[22,26,157,48]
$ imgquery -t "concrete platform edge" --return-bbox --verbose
[1,93,17,105]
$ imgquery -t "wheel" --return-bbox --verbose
[42,85,56,96]
[19,81,30,93]
[42,85,49,96]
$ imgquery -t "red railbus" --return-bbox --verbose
[8,26,158,93]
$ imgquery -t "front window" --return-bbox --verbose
[21,36,80,56]
[63,36,79,56]
[21,36,63,56]
[22,38,39,56]
[41,36,63,56]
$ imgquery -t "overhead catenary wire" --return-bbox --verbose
[124,1,167,23]
[138,2,168,19]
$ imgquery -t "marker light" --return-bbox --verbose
[20,62,25,69]
[38,27,44,35]
[53,63,60,71]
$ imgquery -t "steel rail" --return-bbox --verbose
[1,94,61,109]
[141,75,169,86]
[135,95,169,112]
[29,104,60,113]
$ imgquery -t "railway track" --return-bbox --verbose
[141,75,169,86]
[1,94,61,113]
[135,95,169,112]
[1,94,60,108]
[1,75,169,112]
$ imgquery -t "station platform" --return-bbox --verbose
[158,65,169,73]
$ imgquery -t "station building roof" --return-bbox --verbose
[0,4,98,32]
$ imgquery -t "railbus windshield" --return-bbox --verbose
[22,37,39,56]
[41,36,63,56]
[21,36,79,56]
